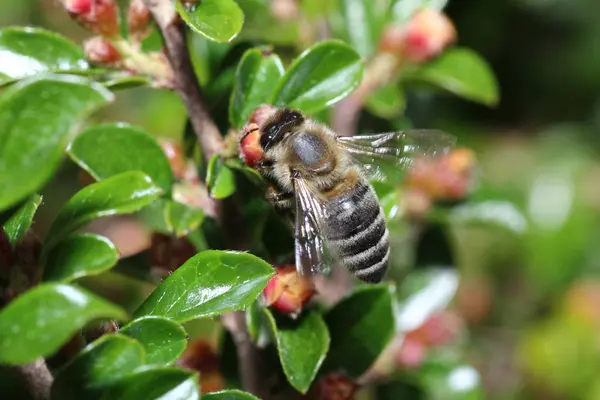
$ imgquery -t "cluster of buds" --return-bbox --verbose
[263,266,315,316]
[176,339,224,393]
[402,148,477,218]
[379,8,456,64]
[395,310,463,369]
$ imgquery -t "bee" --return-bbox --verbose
[240,108,456,283]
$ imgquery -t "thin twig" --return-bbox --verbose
[13,359,53,400]
[141,0,261,395]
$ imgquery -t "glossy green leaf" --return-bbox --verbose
[67,123,173,193]
[51,335,145,400]
[366,85,406,118]
[164,201,205,238]
[43,234,119,282]
[134,250,274,322]
[2,194,42,246]
[264,310,330,394]
[100,367,199,400]
[120,316,188,365]
[392,0,448,21]
[246,300,272,348]
[203,390,260,400]
[45,171,163,248]
[404,47,499,106]
[323,285,395,378]
[0,27,89,85]
[339,0,391,58]
[206,155,236,200]
[0,283,127,364]
[175,0,244,43]
[0,74,113,211]
[229,49,285,129]
[272,40,364,114]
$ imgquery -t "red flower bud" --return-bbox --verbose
[64,0,120,38]
[239,124,264,169]
[127,0,152,40]
[395,336,426,369]
[83,36,122,66]
[313,373,359,400]
[263,266,315,315]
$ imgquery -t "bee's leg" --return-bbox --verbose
[266,186,293,208]
[256,159,274,175]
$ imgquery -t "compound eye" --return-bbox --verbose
[260,124,278,150]
[285,111,301,123]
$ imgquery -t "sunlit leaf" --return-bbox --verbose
[207,155,236,199]
[175,0,244,43]
[100,367,199,400]
[203,390,260,400]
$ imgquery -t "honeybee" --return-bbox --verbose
[240,108,456,283]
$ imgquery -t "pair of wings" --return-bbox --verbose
[292,129,457,279]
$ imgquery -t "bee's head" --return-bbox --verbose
[260,108,304,152]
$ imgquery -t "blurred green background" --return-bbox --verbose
[3,0,600,399]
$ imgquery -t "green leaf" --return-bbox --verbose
[420,363,483,400]
[45,171,163,248]
[323,285,395,378]
[440,200,527,235]
[51,334,145,400]
[246,300,272,348]
[43,234,119,282]
[229,49,285,129]
[404,47,499,106]
[206,155,236,200]
[100,366,199,400]
[2,194,42,246]
[120,316,188,365]
[263,310,330,394]
[175,0,244,43]
[203,390,260,400]
[67,123,173,194]
[0,74,113,211]
[0,27,89,86]
[164,201,205,238]
[134,250,274,323]
[365,85,406,118]
[339,0,391,58]
[103,75,151,90]
[392,0,448,21]
[272,40,364,114]
[0,283,127,364]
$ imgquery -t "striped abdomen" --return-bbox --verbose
[323,181,390,283]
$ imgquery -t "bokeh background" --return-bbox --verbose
[3,0,600,399]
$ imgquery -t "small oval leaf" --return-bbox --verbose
[272,40,364,114]
[206,155,236,200]
[45,171,163,248]
[134,250,274,322]
[51,334,145,400]
[0,74,113,211]
[339,0,391,58]
[404,47,500,106]
[0,284,127,364]
[0,26,89,85]
[175,0,244,43]
[67,123,174,194]
[229,49,285,129]
[203,390,260,400]
[264,310,330,394]
[100,366,199,400]
[120,316,188,365]
[366,85,406,118]
[43,233,119,282]
[323,285,396,378]
[2,194,42,246]
[164,201,205,238]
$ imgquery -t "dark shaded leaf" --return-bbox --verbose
[0,74,113,211]
[0,284,127,364]
[134,250,274,322]
[43,234,119,282]
[120,316,188,365]
[2,194,42,246]
[175,0,244,43]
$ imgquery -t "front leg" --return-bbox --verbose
[266,185,294,214]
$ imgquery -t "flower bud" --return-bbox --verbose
[127,0,152,40]
[271,0,299,22]
[64,0,120,38]
[312,373,359,400]
[239,124,264,169]
[83,36,122,66]
[380,8,456,63]
[249,104,277,126]
[395,336,426,369]
[263,266,315,315]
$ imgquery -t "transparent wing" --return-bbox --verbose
[292,173,331,279]
[337,130,457,183]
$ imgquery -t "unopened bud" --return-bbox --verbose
[64,0,120,37]
[271,0,299,21]
[84,36,122,66]
[127,0,152,40]
[312,373,359,400]
[249,104,277,126]
[263,266,315,315]
[239,124,264,169]
[380,8,456,63]
[395,336,426,369]
[158,138,187,180]
[410,311,463,347]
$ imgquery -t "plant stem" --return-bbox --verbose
[13,359,53,400]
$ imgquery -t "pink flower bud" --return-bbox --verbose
[263,266,315,315]
[127,0,152,40]
[239,124,264,169]
[64,0,120,38]
[395,336,426,369]
[83,36,122,66]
